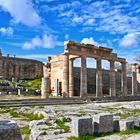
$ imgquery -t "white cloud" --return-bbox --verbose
[120,33,139,47]
[0,27,13,36]
[0,0,41,26]
[49,1,140,34]
[22,34,62,50]
[65,34,69,40]
[81,37,100,46]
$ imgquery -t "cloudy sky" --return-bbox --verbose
[0,0,140,66]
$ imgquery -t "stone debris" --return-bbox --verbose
[0,120,22,140]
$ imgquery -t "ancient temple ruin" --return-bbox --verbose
[42,41,132,98]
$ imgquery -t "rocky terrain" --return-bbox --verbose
[1,101,140,140]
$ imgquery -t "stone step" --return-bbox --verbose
[0,100,85,107]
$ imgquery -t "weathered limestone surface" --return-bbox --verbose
[0,120,22,140]
[93,114,113,133]
[119,120,134,131]
[72,117,93,136]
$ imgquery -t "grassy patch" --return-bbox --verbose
[20,125,30,140]
[55,118,70,133]
[9,108,44,120]
[23,113,44,121]
[21,78,41,90]
[20,125,30,135]
[10,110,20,117]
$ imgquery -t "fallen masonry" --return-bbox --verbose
[71,114,139,137]
[0,120,22,140]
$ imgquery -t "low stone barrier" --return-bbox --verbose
[72,114,138,137]
[0,120,22,140]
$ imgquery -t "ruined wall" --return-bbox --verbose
[50,55,64,93]
[0,56,43,80]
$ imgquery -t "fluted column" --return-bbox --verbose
[96,59,103,97]
[132,64,137,96]
[121,62,127,96]
[109,61,116,97]
[80,57,87,97]
[69,59,74,97]
[62,54,69,97]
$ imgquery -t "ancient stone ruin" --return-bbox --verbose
[42,40,136,98]
[0,50,43,81]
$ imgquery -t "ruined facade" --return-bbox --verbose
[0,50,43,80]
[42,41,134,98]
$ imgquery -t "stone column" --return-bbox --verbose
[62,54,69,97]
[132,64,137,96]
[69,59,74,97]
[96,59,103,97]
[109,61,116,97]
[41,77,49,99]
[80,57,87,97]
[121,62,127,96]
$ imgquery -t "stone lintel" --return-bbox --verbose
[64,41,113,54]
[117,58,126,63]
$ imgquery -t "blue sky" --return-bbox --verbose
[0,0,140,66]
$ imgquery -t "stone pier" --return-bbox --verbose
[69,59,74,97]
[62,54,69,97]
[132,64,138,96]
[41,77,49,99]
[109,61,116,97]
[96,59,103,97]
[121,62,127,96]
[80,57,87,97]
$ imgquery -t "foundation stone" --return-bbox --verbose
[93,113,113,133]
[72,117,93,136]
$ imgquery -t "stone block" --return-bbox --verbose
[127,117,140,127]
[113,120,120,132]
[72,117,93,136]
[0,120,22,140]
[93,113,113,133]
[119,120,134,131]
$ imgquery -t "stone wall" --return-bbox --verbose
[0,56,43,80]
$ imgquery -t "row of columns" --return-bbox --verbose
[62,54,128,98]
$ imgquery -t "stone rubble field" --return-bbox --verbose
[1,101,140,140]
